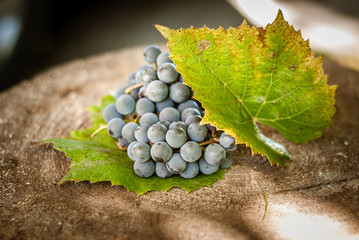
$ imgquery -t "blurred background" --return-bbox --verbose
[0,0,358,91]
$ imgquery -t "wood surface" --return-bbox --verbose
[0,46,358,239]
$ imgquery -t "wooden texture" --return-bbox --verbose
[0,46,358,239]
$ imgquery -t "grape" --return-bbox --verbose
[135,65,152,83]
[139,112,158,125]
[181,107,201,122]
[134,124,150,142]
[204,143,226,165]
[127,141,139,161]
[155,162,173,178]
[166,127,187,148]
[150,142,172,163]
[157,63,179,84]
[177,100,200,113]
[206,123,216,133]
[169,82,190,103]
[178,75,184,83]
[140,68,157,84]
[146,80,168,102]
[147,123,167,143]
[159,120,170,129]
[199,158,219,175]
[143,45,161,64]
[169,121,187,132]
[180,141,202,162]
[185,115,202,126]
[122,122,139,142]
[138,86,147,98]
[116,94,135,115]
[136,98,155,116]
[107,118,125,138]
[118,138,129,147]
[129,88,140,101]
[114,86,127,99]
[187,122,208,142]
[126,72,137,86]
[159,107,180,123]
[134,160,155,178]
[156,52,173,66]
[220,152,233,169]
[132,142,151,163]
[103,104,122,123]
[180,162,199,179]
[219,133,236,150]
[166,153,187,174]
[155,97,174,112]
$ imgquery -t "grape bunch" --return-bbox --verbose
[103,44,236,179]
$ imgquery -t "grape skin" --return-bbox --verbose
[143,45,161,64]
[146,80,169,103]
[126,72,136,86]
[155,162,173,178]
[159,107,180,123]
[166,127,187,148]
[180,141,202,163]
[204,143,226,166]
[169,82,191,103]
[181,107,201,122]
[150,142,173,163]
[122,122,139,143]
[199,158,219,175]
[139,112,159,126]
[140,68,157,84]
[156,52,173,66]
[219,133,236,150]
[187,122,208,142]
[116,94,135,115]
[107,118,125,138]
[127,141,139,161]
[157,63,179,84]
[136,98,155,116]
[185,115,202,126]
[180,162,199,179]
[147,123,167,143]
[132,142,151,163]
[220,152,233,169]
[156,97,174,112]
[134,160,155,178]
[177,100,200,113]
[169,121,187,132]
[166,153,187,174]
[103,104,122,123]
[134,124,150,143]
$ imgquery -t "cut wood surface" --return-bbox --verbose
[1,46,358,240]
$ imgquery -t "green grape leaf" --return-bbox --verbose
[156,10,337,167]
[45,95,225,195]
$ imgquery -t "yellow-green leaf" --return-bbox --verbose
[156,10,337,167]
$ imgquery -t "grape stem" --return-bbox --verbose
[198,138,219,146]
[91,124,107,138]
[116,142,128,151]
[125,83,143,94]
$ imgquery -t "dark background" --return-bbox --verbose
[0,0,358,91]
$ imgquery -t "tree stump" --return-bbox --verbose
[1,46,358,239]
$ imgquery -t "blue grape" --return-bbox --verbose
[132,142,151,163]
[169,121,187,132]
[150,142,172,163]
[156,97,174,112]
[116,94,135,115]
[166,127,187,148]
[134,160,155,178]
[122,122,139,142]
[107,118,125,138]
[177,100,200,113]
[136,98,155,116]
[180,162,199,179]
[180,141,202,162]
[181,107,201,122]
[129,88,139,101]
[140,68,157,84]
[220,152,233,169]
[143,45,161,64]
[147,123,167,143]
[138,86,147,98]
[156,52,173,66]
[204,143,226,165]
[219,133,237,151]
[206,123,216,133]
[135,65,152,83]
[199,158,219,175]
[114,86,127,99]
[127,141,139,161]
[126,72,137,86]
[159,120,170,130]
[146,80,168,102]
[118,138,129,147]
[158,63,179,84]
[134,124,150,142]
[166,153,187,174]
[155,162,173,178]
[185,115,202,126]
[139,112,158,125]
[159,107,180,123]
[169,82,190,103]
[103,104,122,123]
[187,122,208,142]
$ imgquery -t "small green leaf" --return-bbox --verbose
[156,10,337,167]
[45,95,225,195]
